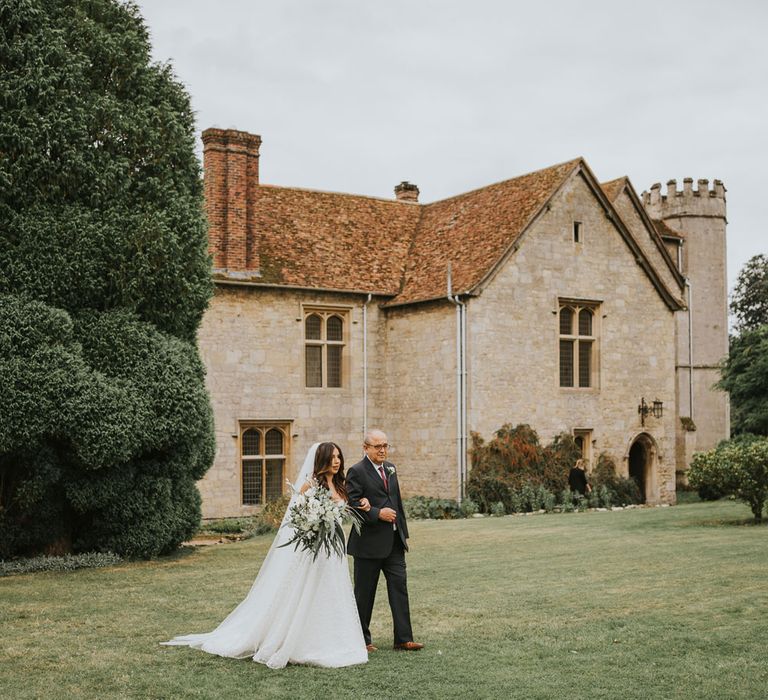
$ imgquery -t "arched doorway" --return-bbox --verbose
[628,440,647,503]
[626,432,659,504]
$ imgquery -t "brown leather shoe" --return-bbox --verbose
[365,644,378,652]
[393,641,424,651]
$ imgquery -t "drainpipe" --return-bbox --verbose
[685,278,694,421]
[447,265,467,503]
[460,296,467,499]
[363,293,372,437]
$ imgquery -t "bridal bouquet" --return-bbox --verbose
[278,479,362,561]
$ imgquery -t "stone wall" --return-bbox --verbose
[468,173,678,504]
[379,301,459,499]
[197,284,384,518]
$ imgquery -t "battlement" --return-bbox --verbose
[642,178,726,220]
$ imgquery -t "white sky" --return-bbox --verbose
[135,0,767,296]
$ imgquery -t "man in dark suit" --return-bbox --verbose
[346,429,423,652]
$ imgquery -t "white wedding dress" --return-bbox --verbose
[162,444,367,668]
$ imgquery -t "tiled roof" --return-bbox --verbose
[206,129,683,310]
[237,159,581,305]
[652,218,685,240]
[391,159,581,305]
[600,177,628,202]
[247,185,420,294]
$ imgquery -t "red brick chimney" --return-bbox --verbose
[202,128,262,275]
[394,181,419,203]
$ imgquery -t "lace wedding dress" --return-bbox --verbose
[161,443,367,669]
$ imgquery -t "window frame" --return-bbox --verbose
[558,299,600,391]
[238,422,291,506]
[302,305,350,390]
[573,428,594,466]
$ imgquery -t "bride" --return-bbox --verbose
[162,442,370,668]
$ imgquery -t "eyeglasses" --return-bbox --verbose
[365,443,390,451]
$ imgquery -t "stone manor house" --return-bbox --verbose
[197,128,729,519]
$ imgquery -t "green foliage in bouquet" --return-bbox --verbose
[279,482,362,561]
[0,0,214,558]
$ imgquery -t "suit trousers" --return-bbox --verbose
[353,538,413,645]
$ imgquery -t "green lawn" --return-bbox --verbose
[2,501,767,699]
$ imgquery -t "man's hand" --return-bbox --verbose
[378,507,397,523]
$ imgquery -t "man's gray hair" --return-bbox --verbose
[364,429,387,444]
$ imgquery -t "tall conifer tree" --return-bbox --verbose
[0,0,215,557]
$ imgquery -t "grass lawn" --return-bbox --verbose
[2,500,767,699]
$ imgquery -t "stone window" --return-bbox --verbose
[304,309,346,388]
[559,302,598,388]
[240,423,289,505]
[573,428,593,464]
[573,221,582,243]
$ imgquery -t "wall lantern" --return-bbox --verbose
[638,397,663,426]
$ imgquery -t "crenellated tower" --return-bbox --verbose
[642,178,729,480]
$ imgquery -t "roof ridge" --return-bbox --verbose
[256,182,416,206]
[423,157,584,208]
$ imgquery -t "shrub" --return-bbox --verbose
[591,453,643,507]
[260,494,292,529]
[0,552,122,577]
[242,495,292,537]
[613,477,642,506]
[689,437,768,523]
[467,425,581,512]
[509,489,525,514]
[201,518,257,535]
[403,496,462,520]
[542,433,582,495]
[596,485,614,508]
[696,481,726,502]
[539,486,557,513]
[520,482,539,512]
[460,499,480,517]
[490,501,507,517]
[466,475,513,513]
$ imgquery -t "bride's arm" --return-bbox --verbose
[299,482,311,495]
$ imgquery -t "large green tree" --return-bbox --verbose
[719,326,768,436]
[0,0,215,558]
[730,254,768,333]
[718,254,768,437]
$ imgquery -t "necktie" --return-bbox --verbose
[378,465,389,490]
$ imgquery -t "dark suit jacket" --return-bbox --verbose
[346,456,409,558]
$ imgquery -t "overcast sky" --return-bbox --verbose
[135,0,766,294]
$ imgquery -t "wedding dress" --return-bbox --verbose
[161,443,367,668]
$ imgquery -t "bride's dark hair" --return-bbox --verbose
[313,441,347,500]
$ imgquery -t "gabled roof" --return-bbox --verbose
[214,152,684,311]
[245,185,420,295]
[600,177,627,202]
[392,159,582,305]
[600,176,686,291]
